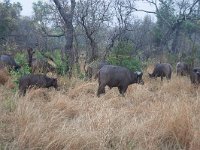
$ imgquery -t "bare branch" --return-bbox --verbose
[41,26,65,37]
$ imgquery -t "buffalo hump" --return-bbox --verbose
[149,63,172,81]
[97,65,144,97]
[19,74,58,96]
[176,62,191,76]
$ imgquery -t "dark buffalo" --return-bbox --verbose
[190,68,200,84]
[19,74,58,96]
[32,59,56,74]
[176,62,191,76]
[97,65,144,97]
[149,63,172,81]
[0,54,21,70]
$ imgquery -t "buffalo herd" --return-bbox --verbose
[0,52,200,97]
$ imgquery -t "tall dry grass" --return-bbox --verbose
[0,69,9,85]
[1,74,200,149]
[0,68,15,89]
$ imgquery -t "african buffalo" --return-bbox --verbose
[149,63,172,81]
[190,68,200,84]
[19,74,58,96]
[97,65,144,97]
[0,54,21,70]
[176,62,191,76]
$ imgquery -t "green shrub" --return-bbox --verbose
[107,41,142,71]
[31,50,69,75]
[10,52,31,89]
[34,50,44,59]
[15,52,28,66]
[51,50,69,75]
[107,55,142,71]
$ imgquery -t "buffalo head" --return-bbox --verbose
[136,71,144,85]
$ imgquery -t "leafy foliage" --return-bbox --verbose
[51,50,69,75]
[107,41,142,71]
[10,52,31,88]
[0,1,22,41]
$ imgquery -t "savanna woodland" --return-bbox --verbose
[0,0,200,149]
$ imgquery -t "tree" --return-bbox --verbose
[133,0,200,54]
[104,0,136,58]
[75,0,111,62]
[33,1,66,51]
[0,0,22,47]
[52,0,76,77]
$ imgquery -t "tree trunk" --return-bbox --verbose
[53,0,76,78]
[27,47,35,69]
[171,27,180,53]
[89,37,98,62]
[81,25,98,63]
[159,21,182,54]
[103,30,119,60]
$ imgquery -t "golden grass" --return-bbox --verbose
[0,69,9,85]
[1,73,200,149]
[0,68,15,89]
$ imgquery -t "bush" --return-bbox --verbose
[10,52,31,88]
[108,55,142,71]
[30,50,69,75]
[51,50,69,75]
[107,41,142,71]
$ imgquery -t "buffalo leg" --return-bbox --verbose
[97,84,106,97]
[161,76,163,81]
[118,86,122,94]
[19,88,26,96]
[166,74,171,80]
[120,86,128,97]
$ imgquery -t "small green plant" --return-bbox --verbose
[108,55,142,71]
[72,63,85,79]
[52,50,69,75]
[10,64,31,88]
[107,41,142,71]
[10,52,31,90]
[35,50,44,59]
